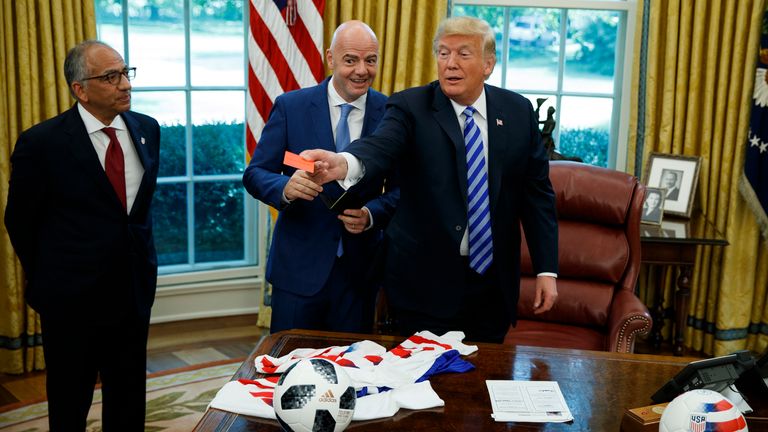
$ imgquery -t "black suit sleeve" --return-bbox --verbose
[518,98,559,275]
[347,92,413,184]
[5,132,45,277]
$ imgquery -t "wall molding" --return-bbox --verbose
[150,275,263,324]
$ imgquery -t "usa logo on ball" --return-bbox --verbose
[659,389,748,432]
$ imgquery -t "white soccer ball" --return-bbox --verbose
[273,358,356,432]
[659,389,748,432]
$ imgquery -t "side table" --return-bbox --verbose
[640,214,728,355]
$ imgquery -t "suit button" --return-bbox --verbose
[455,225,462,231]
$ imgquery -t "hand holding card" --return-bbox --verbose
[283,151,315,173]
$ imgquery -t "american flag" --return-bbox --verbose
[744,6,768,239]
[247,0,325,323]
[246,0,325,161]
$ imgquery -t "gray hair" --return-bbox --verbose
[63,40,114,97]
[433,16,496,60]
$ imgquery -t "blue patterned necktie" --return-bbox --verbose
[335,103,354,257]
[335,103,353,151]
[463,106,493,274]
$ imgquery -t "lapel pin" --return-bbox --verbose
[496,119,503,126]
[141,137,146,145]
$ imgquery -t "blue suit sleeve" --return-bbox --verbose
[242,98,292,210]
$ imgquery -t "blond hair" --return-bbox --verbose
[433,16,496,60]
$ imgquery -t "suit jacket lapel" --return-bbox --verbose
[310,78,335,152]
[431,87,468,203]
[361,88,385,136]
[122,112,155,216]
[122,111,154,174]
[485,86,509,214]
[64,106,124,209]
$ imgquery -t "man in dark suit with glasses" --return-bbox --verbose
[5,40,160,430]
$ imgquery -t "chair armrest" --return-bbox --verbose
[607,290,653,352]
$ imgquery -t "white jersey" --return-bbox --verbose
[209,331,478,420]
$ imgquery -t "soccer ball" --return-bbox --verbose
[659,389,748,432]
[273,358,356,432]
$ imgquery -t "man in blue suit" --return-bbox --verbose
[243,21,398,334]
[5,41,160,430]
[304,16,559,343]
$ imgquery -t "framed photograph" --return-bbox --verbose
[644,153,701,218]
[640,187,665,225]
[661,219,688,239]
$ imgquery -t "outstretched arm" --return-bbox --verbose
[301,149,350,185]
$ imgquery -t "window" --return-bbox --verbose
[452,0,636,169]
[95,0,258,274]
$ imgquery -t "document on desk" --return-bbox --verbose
[486,380,573,423]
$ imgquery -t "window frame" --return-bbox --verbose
[96,0,260,278]
[451,0,637,170]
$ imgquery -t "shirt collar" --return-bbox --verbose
[327,79,368,111]
[449,87,487,121]
[77,103,128,134]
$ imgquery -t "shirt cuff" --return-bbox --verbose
[338,152,364,189]
[281,192,292,206]
[362,206,374,230]
[537,272,558,278]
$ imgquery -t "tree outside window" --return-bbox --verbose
[95,0,256,272]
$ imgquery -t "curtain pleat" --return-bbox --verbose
[0,0,95,374]
[632,0,768,356]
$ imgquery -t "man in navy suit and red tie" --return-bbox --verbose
[304,16,559,343]
[5,40,160,430]
[242,21,399,334]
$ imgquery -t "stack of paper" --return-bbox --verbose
[486,380,574,423]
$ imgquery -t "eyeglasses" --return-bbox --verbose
[81,67,136,85]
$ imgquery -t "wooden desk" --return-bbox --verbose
[194,330,767,431]
[640,214,728,355]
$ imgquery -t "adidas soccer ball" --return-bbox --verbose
[273,358,356,432]
[659,389,748,432]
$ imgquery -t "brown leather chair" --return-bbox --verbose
[504,161,652,352]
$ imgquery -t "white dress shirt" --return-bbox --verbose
[78,103,144,214]
[328,82,367,144]
[327,83,374,229]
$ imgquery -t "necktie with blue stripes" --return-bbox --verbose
[463,106,493,274]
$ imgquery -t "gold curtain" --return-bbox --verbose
[0,0,96,374]
[324,0,447,95]
[629,0,768,356]
[258,1,447,329]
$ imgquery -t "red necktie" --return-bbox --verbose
[102,127,127,211]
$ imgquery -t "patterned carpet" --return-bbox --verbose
[0,359,242,431]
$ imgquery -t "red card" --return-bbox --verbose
[283,151,315,173]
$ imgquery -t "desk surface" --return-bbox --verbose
[195,330,766,431]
